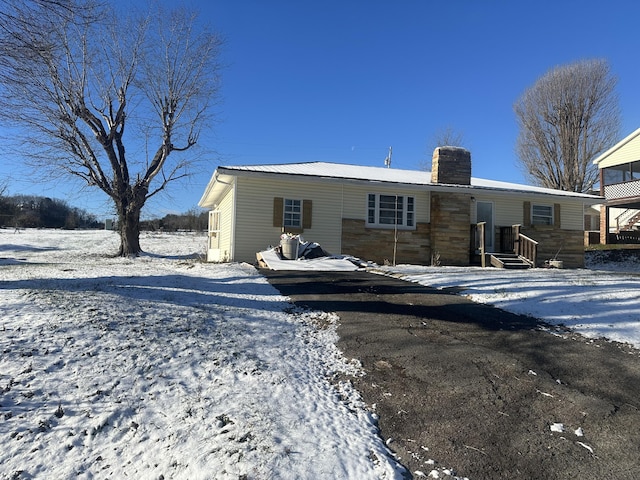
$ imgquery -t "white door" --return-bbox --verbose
[476,201,494,252]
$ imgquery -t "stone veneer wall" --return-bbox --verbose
[341,219,431,265]
[430,192,472,266]
[520,227,585,268]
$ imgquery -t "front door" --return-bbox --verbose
[477,201,494,252]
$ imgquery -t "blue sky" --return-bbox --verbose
[2,1,640,220]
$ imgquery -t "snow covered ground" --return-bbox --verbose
[380,253,640,350]
[2,229,640,480]
[0,229,406,480]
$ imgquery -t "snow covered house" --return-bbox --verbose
[593,128,640,244]
[198,147,602,268]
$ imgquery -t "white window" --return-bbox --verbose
[367,194,415,228]
[532,204,553,225]
[283,198,302,228]
[208,210,220,250]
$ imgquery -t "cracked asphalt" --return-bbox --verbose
[263,269,640,480]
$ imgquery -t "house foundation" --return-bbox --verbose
[521,227,585,268]
[342,219,431,265]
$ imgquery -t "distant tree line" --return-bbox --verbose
[0,195,102,229]
[140,209,208,232]
[0,190,209,231]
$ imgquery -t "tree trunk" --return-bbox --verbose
[116,188,146,256]
[118,210,142,256]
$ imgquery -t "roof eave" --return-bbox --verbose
[198,169,236,208]
[593,127,640,166]
[206,165,602,203]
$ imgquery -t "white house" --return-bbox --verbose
[199,147,602,268]
[593,128,640,243]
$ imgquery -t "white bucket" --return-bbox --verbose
[280,237,299,260]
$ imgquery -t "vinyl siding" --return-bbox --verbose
[597,135,640,168]
[557,201,584,230]
[472,193,585,230]
[206,171,588,264]
[471,194,519,226]
[232,176,344,263]
[217,185,235,260]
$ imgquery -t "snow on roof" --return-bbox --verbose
[218,162,601,200]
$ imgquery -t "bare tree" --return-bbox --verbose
[514,59,620,193]
[432,126,465,150]
[0,0,222,255]
[420,126,466,171]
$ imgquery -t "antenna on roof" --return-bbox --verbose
[384,146,392,168]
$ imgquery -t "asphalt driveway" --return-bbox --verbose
[263,269,640,480]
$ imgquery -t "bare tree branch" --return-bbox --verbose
[420,126,466,171]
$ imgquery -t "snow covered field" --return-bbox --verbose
[0,229,406,480]
[2,229,640,480]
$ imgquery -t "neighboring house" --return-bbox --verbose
[199,147,602,268]
[593,128,640,243]
[583,203,601,245]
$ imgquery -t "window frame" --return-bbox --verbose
[283,198,302,229]
[603,161,640,185]
[366,193,416,229]
[208,210,220,250]
[531,204,553,226]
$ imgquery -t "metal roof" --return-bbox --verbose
[216,162,601,199]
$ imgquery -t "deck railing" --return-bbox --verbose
[610,231,640,244]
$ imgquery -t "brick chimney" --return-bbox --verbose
[431,146,471,185]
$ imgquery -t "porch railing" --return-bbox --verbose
[512,224,538,267]
[472,222,487,267]
[474,223,538,267]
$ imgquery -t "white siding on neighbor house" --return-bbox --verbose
[341,183,430,224]
[596,133,640,169]
[232,176,345,263]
